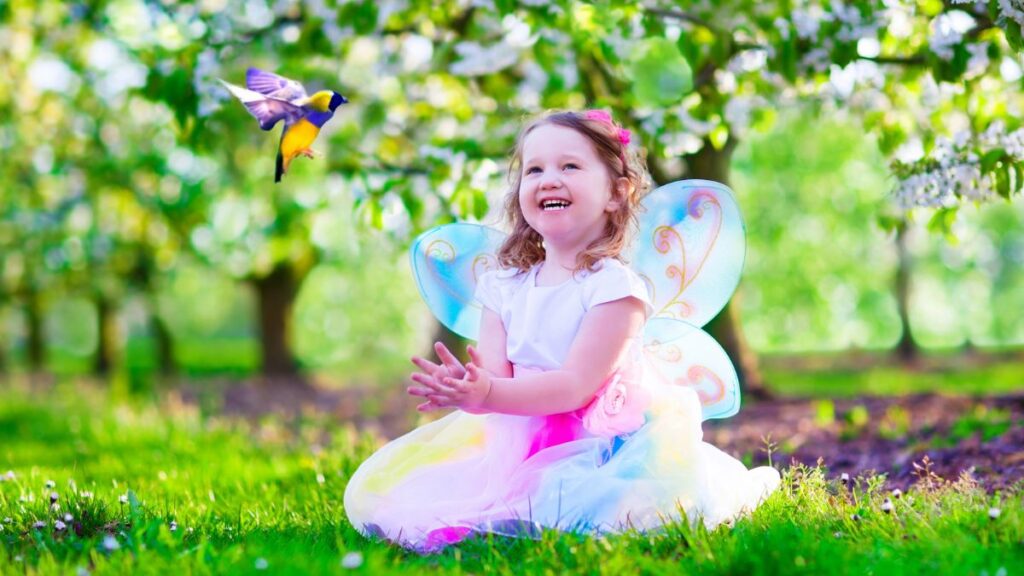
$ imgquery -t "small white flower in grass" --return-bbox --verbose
[76,567,90,576]
[64,514,73,522]
[119,494,129,504]
[891,488,902,499]
[833,531,842,538]
[989,507,1002,519]
[80,491,93,499]
[850,513,861,522]
[840,473,850,485]
[881,498,894,514]
[4,471,14,481]
[14,555,22,562]
[33,521,46,530]
[341,551,364,569]
[0,524,4,532]
[102,535,120,551]
[51,503,61,513]
[55,520,66,531]
[255,558,269,570]
[169,521,178,532]
[316,473,326,485]
[3,517,11,523]
[45,480,55,489]
[50,492,59,503]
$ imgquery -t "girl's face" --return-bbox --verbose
[518,123,622,251]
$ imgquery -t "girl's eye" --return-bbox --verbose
[525,166,541,174]
[563,163,579,170]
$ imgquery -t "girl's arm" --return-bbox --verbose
[427,296,645,415]
[474,308,514,378]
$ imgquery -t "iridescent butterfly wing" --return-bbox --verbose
[409,222,506,341]
[631,179,746,420]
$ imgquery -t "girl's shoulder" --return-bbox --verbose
[584,258,641,283]
[480,265,531,284]
[580,258,653,314]
[476,265,532,312]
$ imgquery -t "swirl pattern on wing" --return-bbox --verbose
[642,317,740,421]
[633,180,745,329]
[410,223,505,341]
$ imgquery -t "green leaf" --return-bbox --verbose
[980,149,1005,173]
[926,207,958,235]
[876,213,904,233]
[996,164,1011,199]
[1004,20,1024,52]
[628,37,693,107]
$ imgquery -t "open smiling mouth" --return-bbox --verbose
[540,199,571,211]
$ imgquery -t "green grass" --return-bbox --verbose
[763,356,1024,396]
[0,379,1021,574]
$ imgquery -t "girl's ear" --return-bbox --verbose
[606,177,631,212]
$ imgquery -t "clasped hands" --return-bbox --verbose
[408,342,492,413]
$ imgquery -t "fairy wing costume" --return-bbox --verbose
[410,179,745,421]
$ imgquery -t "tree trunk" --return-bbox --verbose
[150,302,176,376]
[24,289,45,372]
[682,138,770,399]
[94,292,119,376]
[252,264,300,377]
[893,223,919,362]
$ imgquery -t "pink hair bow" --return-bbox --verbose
[584,109,631,146]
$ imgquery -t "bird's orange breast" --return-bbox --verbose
[281,120,321,157]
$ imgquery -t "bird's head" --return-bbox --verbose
[308,90,349,112]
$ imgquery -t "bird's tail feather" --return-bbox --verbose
[275,150,284,183]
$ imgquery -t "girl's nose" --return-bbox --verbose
[538,170,562,189]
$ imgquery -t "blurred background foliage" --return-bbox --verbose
[0,0,1022,392]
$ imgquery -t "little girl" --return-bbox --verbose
[344,110,780,552]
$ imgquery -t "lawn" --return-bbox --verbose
[0,376,1021,575]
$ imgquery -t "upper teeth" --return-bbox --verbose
[541,200,570,210]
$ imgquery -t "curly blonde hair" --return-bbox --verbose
[497,110,652,273]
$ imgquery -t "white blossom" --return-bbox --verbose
[929,11,976,61]
[998,0,1024,28]
[965,42,990,79]
[341,552,364,569]
[791,7,828,40]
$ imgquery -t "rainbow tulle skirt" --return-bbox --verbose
[344,385,779,552]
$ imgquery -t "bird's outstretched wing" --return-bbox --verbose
[219,79,305,131]
[245,68,307,102]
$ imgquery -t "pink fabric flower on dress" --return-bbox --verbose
[580,368,651,437]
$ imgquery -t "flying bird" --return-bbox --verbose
[219,68,348,183]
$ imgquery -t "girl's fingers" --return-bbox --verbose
[434,342,466,371]
[411,356,443,376]
[427,394,450,407]
[410,373,442,389]
[466,345,483,366]
[407,385,434,397]
[417,401,438,412]
[465,362,480,380]
[443,377,468,393]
